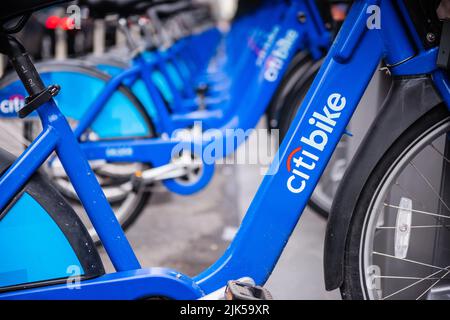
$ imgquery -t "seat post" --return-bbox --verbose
[0,33,60,119]
[0,33,46,96]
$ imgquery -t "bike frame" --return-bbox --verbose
[70,0,330,152]
[0,0,449,299]
[54,0,330,195]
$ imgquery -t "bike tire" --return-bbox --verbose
[1,60,156,244]
[340,103,450,299]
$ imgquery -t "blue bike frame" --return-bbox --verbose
[60,0,331,195]
[79,0,328,132]
[0,0,449,299]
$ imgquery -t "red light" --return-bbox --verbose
[331,5,348,22]
[45,15,61,30]
[59,17,75,31]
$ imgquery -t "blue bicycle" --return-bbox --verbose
[0,0,449,300]
[0,0,333,241]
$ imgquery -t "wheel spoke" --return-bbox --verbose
[372,252,448,300]
[381,268,448,300]
[409,161,450,213]
[373,251,447,271]
[415,269,450,300]
[377,224,450,229]
[384,203,450,220]
[361,122,450,299]
[430,143,450,165]
[393,181,427,210]
[375,275,443,280]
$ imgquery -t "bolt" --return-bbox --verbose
[297,12,307,24]
[399,224,408,232]
[426,32,436,43]
[380,66,391,76]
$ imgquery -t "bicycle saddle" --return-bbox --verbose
[0,0,69,25]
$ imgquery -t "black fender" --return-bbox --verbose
[0,148,104,292]
[0,59,156,138]
[280,57,324,122]
[324,76,444,291]
[267,51,313,129]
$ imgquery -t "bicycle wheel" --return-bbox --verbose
[278,60,347,218]
[0,148,104,291]
[0,61,156,244]
[341,104,450,300]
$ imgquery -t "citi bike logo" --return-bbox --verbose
[264,29,299,82]
[286,93,346,194]
[255,26,280,67]
[0,94,25,115]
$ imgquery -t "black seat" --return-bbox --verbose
[0,0,69,24]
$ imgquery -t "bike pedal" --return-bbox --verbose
[225,281,273,300]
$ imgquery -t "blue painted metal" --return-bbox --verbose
[41,101,141,272]
[0,0,447,300]
[0,71,150,138]
[391,48,439,75]
[6,0,328,197]
[71,65,147,139]
[0,268,203,300]
[195,0,386,292]
[80,137,216,195]
[49,0,332,169]
[0,127,58,211]
[34,0,329,138]
[0,99,142,273]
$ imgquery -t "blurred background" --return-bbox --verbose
[0,0,237,74]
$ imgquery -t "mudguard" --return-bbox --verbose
[324,76,444,291]
[266,51,314,129]
[0,60,154,138]
[0,148,104,292]
[89,55,178,108]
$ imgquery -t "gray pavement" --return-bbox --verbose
[266,209,340,299]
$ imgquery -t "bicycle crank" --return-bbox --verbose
[140,149,215,196]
